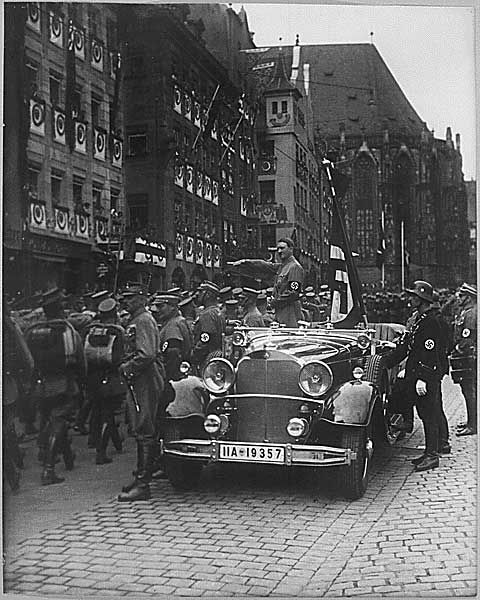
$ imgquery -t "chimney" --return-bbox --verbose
[455,133,461,152]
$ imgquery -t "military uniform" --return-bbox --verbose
[118,302,166,501]
[159,313,192,380]
[192,304,226,370]
[385,304,450,460]
[25,289,86,485]
[451,287,477,434]
[84,299,126,464]
[271,255,304,327]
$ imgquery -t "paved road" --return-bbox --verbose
[3,376,477,598]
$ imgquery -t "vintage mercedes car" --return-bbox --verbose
[160,323,405,499]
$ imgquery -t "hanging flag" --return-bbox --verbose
[323,160,367,328]
[65,19,76,152]
[111,51,122,132]
[376,213,386,270]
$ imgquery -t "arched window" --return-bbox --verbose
[353,154,376,260]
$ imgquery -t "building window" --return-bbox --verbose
[127,193,148,230]
[260,140,274,156]
[110,188,120,212]
[260,180,275,204]
[27,165,40,198]
[49,72,61,106]
[88,5,101,39]
[127,132,147,156]
[281,100,288,114]
[91,94,101,127]
[25,59,39,96]
[272,101,278,114]
[51,172,63,205]
[92,183,102,212]
[73,178,84,211]
[73,85,82,118]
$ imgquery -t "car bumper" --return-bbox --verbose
[162,439,357,467]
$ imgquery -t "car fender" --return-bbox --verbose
[331,380,377,425]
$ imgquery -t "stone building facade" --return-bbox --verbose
[4,2,125,297]
[120,4,259,290]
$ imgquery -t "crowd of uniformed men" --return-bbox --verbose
[3,261,477,496]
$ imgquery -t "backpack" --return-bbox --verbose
[26,319,77,376]
[84,323,124,371]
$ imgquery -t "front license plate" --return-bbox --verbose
[218,443,285,464]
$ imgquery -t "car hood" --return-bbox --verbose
[244,331,358,361]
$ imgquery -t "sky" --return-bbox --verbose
[232,3,477,180]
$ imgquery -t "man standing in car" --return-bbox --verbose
[384,280,450,472]
[231,237,304,327]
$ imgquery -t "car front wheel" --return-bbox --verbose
[338,427,373,500]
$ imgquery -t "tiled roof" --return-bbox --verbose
[257,44,425,139]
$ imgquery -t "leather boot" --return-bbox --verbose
[411,453,427,465]
[41,436,64,485]
[96,423,113,465]
[414,453,439,472]
[118,442,154,502]
[121,441,144,493]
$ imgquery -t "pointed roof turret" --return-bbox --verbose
[265,46,301,99]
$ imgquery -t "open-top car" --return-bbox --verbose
[160,322,406,499]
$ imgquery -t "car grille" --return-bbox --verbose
[234,358,303,443]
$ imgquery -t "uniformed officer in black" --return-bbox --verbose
[452,283,477,436]
[191,281,226,372]
[384,281,450,472]
[152,293,192,381]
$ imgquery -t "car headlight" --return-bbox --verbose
[299,361,333,397]
[357,334,371,350]
[286,417,309,438]
[352,366,364,379]
[232,331,247,346]
[204,414,221,434]
[202,358,235,394]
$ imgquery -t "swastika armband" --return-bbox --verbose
[424,339,435,350]
[162,341,169,352]
[200,332,210,343]
[462,328,471,338]
[289,281,300,292]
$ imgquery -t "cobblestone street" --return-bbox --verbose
[3,376,477,598]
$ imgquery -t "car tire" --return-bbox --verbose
[338,426,372,500]
[165,457,203,491]
[364,355,393,446]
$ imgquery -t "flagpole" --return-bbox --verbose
[219,113,244,166]
[400,219,405,289]
[322,159,368,328]
[381,210,385,289]
[191,83,220,153]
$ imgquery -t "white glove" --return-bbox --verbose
[416,379,427,396]
[397,369,405,379]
